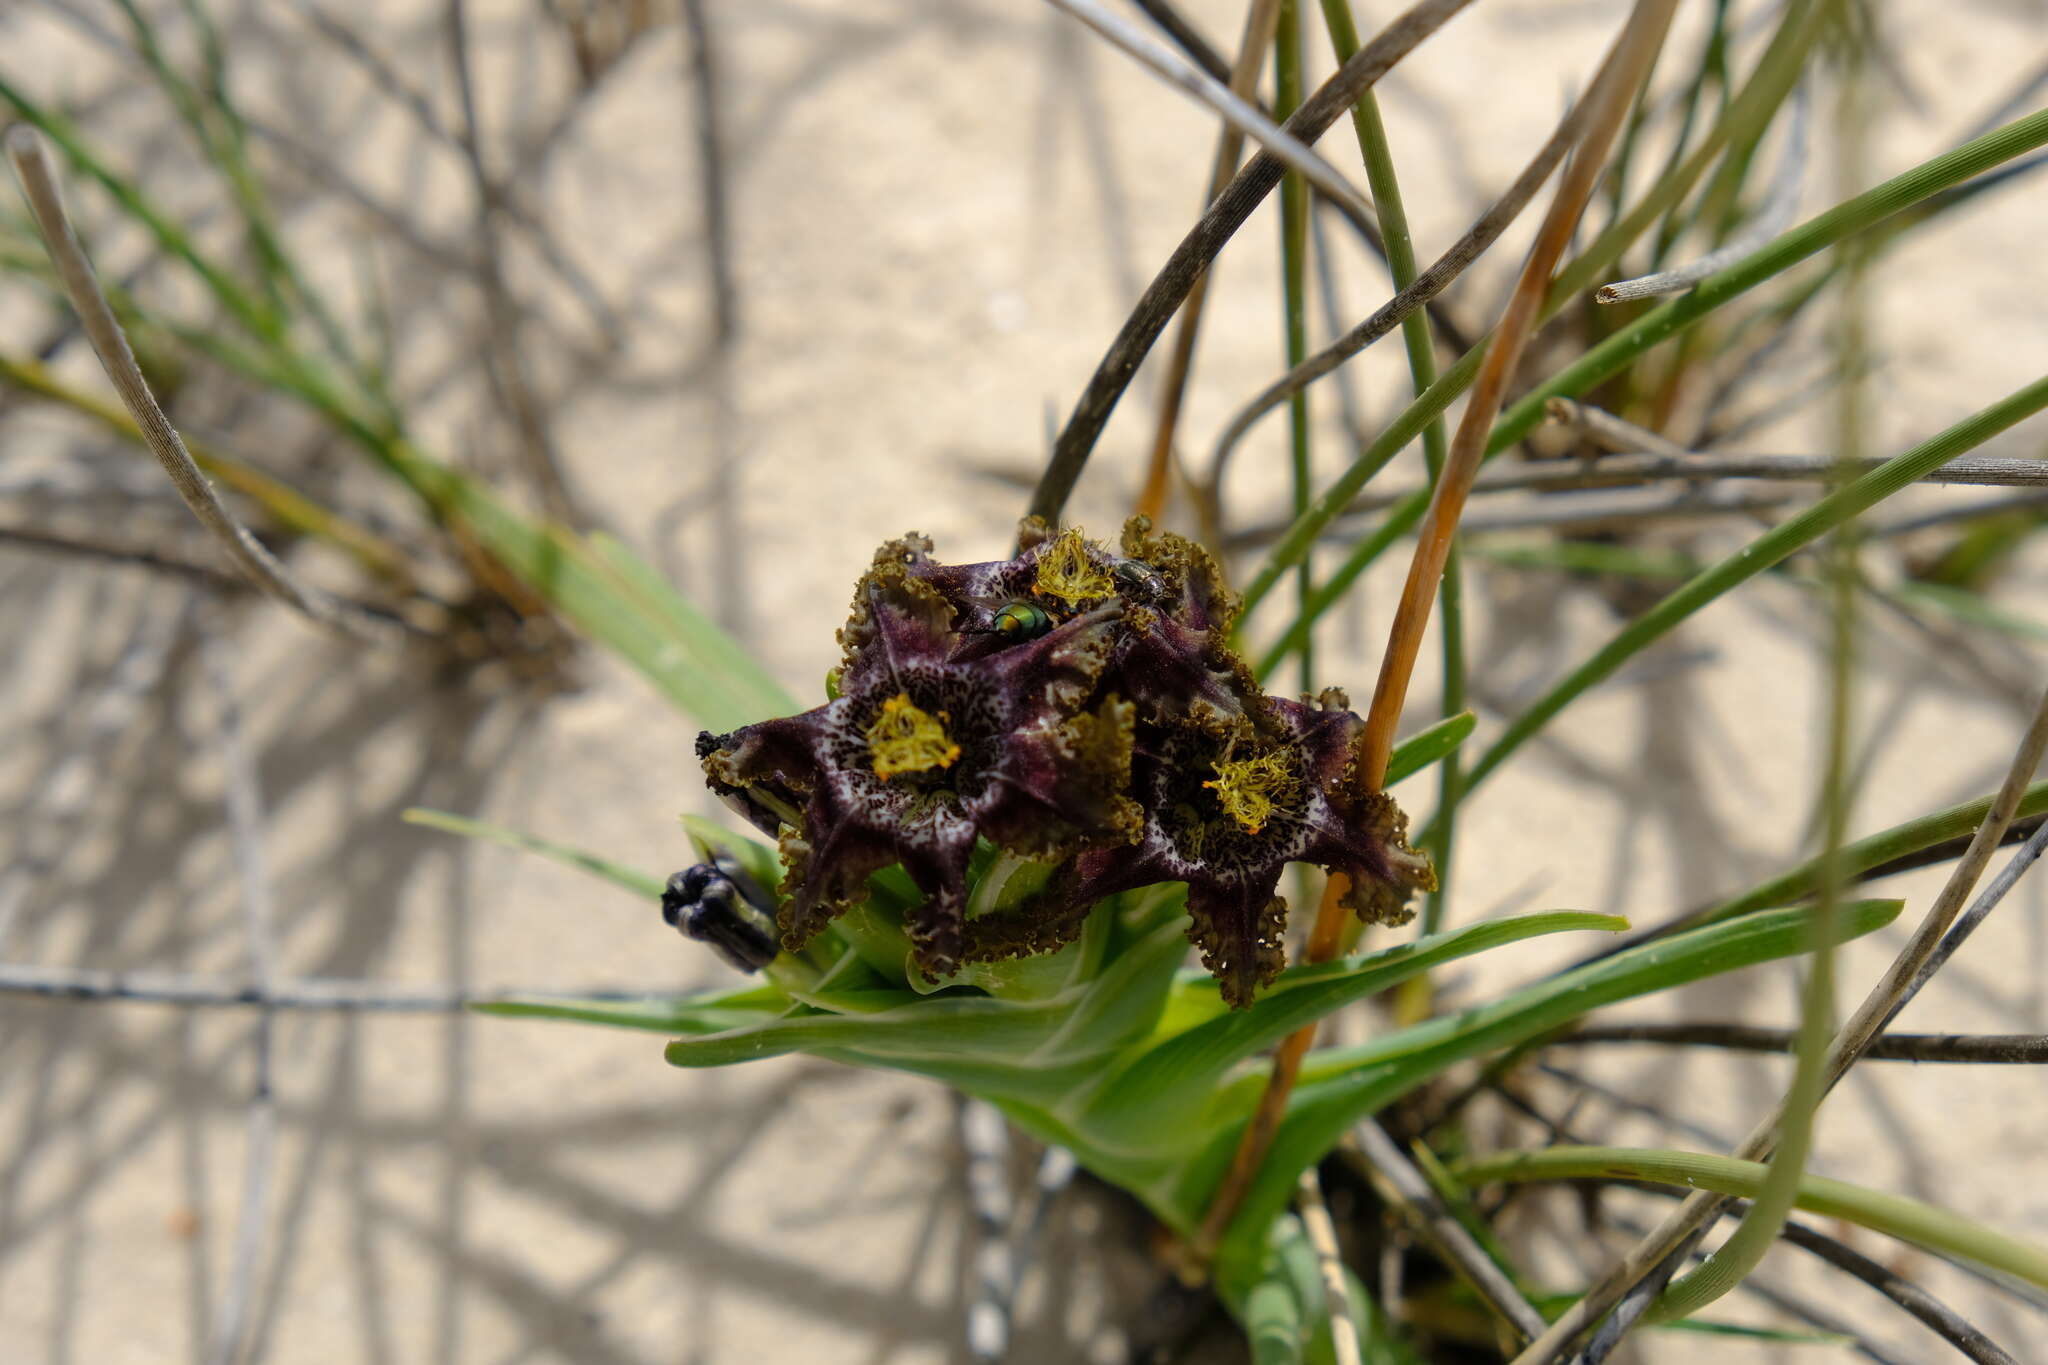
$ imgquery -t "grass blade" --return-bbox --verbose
[1384,711,1474,787]
[1455,1146,2048,1293]
[403,808,665,900]
[1457,373,2048,802]
[1242,105,2048,623]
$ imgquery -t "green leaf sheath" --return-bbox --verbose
[1082,913,1623,1146]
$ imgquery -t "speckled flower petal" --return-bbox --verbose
[988,692,1431,1006]
[698,557,1142,974]
[1184,882,1290,1009]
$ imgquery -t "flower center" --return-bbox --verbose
[865,692,962,779]
[1033,529,1115,607]
[1203,750,1301,834]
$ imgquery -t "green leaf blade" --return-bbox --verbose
[1082,912,1624,1147]
[404,807,664,900]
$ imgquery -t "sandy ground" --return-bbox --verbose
[3,1,2047,1361]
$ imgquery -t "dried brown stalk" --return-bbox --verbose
[1191,0,1681,1263]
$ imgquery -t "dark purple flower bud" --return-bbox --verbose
[662,857,780,972]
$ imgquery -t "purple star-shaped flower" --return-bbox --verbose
[699,543,1139,976]
[994,690,1434,1007]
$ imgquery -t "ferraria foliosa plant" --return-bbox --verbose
[447,518,1901,1314]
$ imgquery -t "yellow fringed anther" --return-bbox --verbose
[865,693,961,778]
[1203,751,1300,834]
[1032,528,1115,606]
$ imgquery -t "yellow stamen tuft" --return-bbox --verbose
[1032,528,1115,606]
[1203,751,1300,834]
[865,693,962,779]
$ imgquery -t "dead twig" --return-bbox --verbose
[1348,1120,1548,1345]
[1294,1167,1363,1365]
[1597,84,1809,303]
[1552,1023,2048,1063]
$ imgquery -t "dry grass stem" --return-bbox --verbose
[1294,1167,1364,1365]
[0,599,186,950]
[0,523,249,591]
[1028,0,1473,526]
[1226,482,1798,549]
[1312,450,2048,513]
[1131,0,1232,80]
[0,963,645,1012]
[1044,0,1379,230]
[1775,1218,2021,1365]
[1543,396,1697,456]
[202,632,278,1365]
[962,1099,1017,1363]
[1356,0,1681,786]
[4,126,395,640]
[1207,101,1581,495]
[1555,1023,2048,1064]
[1888,794,2048,1026]
[444,0,582,528]
[1134,0,1283,523]
[1349,1120,1548,1344]
[1598,85,1810,303]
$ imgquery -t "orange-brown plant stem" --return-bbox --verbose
[1192,0,1681,1265]
[1135,0,1284,524]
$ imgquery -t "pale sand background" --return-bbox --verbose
[2,1,2047,1361]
